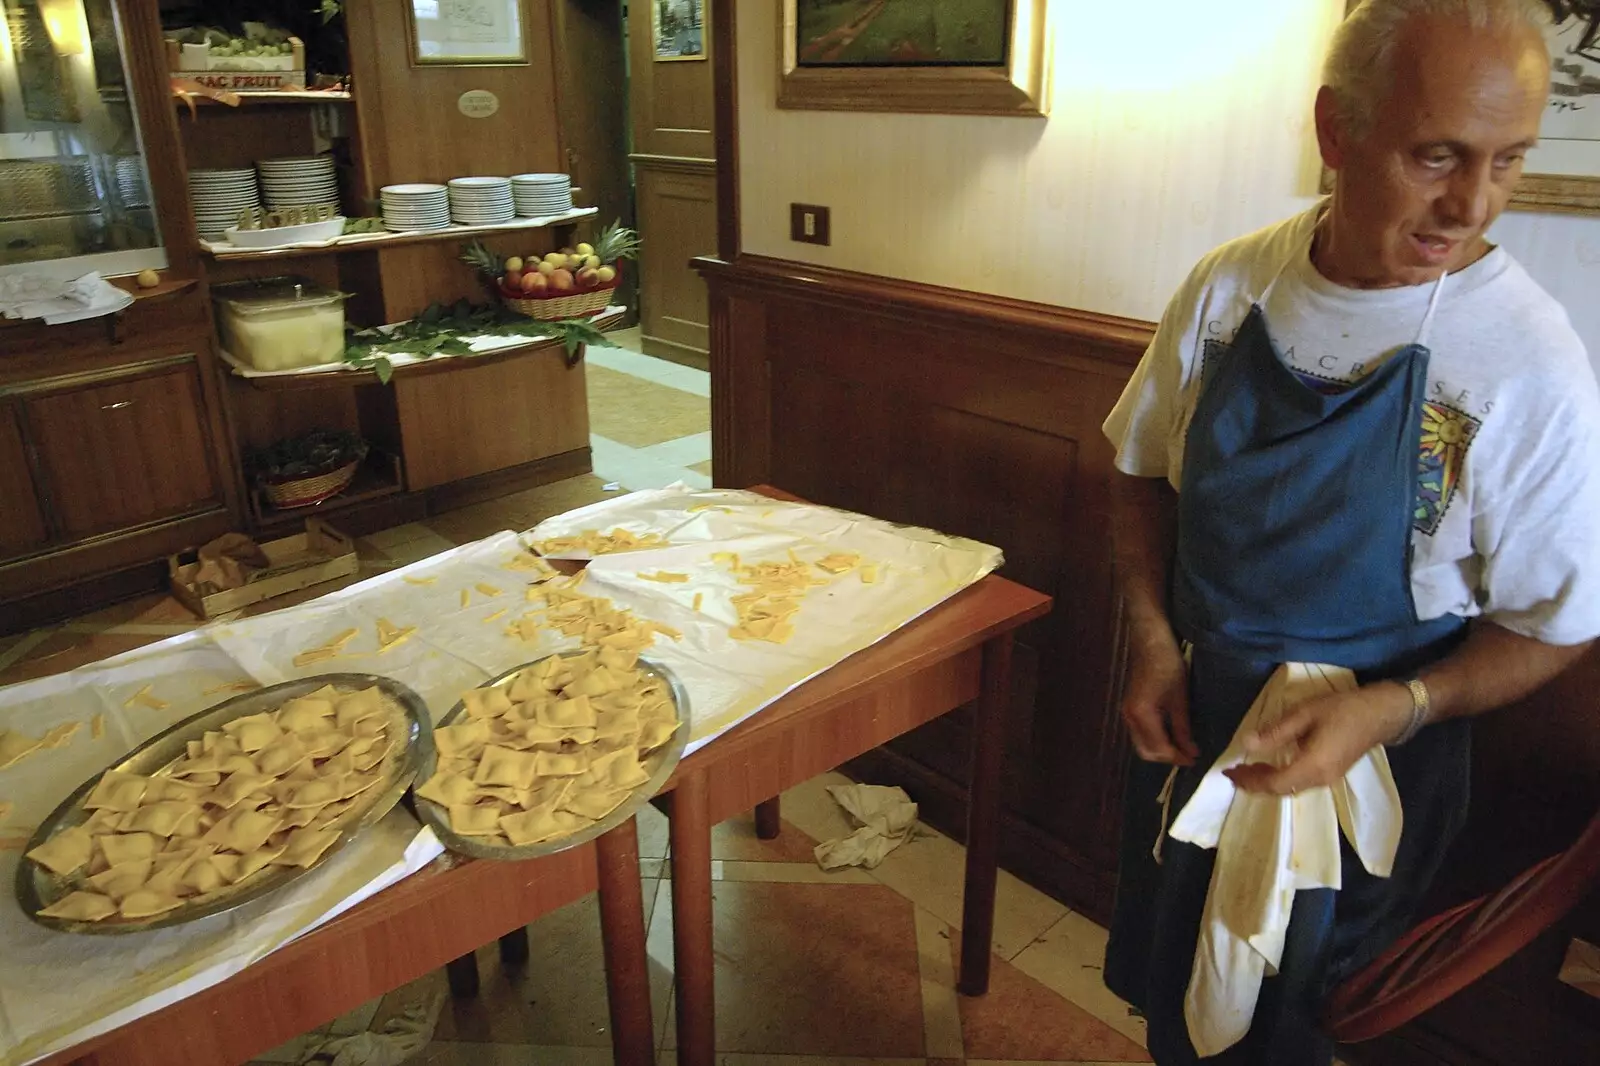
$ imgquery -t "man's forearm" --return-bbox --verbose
[1110,472,1179,648]
[1417,621,1592,723]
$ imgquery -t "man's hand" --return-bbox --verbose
[1121,632,1199,765]
[1225,681,1413,794]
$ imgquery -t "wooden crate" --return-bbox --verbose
[169,519,357,619]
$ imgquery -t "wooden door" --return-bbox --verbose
[0,401,48,559]
[23,360,222,541]
[628,0,716,364]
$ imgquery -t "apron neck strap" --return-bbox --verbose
[1259,222,1453,349]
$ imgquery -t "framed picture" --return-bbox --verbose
[653,0,708,62]
[1324,1,1600,216]
[779,0,1050,117]
[409,0,528,66]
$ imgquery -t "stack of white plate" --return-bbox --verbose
[257,155,340,213]
[447,176,515,226]
[510,173,573,218]
[189,168,261,240]
[380,183,450,231]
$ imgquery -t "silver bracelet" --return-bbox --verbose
[1390,678,1431,745]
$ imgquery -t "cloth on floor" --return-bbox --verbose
[814,783,919,870]
[0,271,133,324]
[1167,661,1404,1057]
[311,991,444,1066]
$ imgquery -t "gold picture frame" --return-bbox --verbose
[408,0,530,67]
[1322,1,1600,216]
[653,0,708,62]
[778,0,1050,118]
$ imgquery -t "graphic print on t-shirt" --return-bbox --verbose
[1193,339,1484,537]
[1415,400,1481,536]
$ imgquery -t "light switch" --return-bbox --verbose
[790,203,831,246]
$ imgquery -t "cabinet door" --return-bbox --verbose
[0,401,48,557]
[25,361,220,541]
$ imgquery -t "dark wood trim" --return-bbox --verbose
[711,0,740,261]
[694,254,1154,368]
[421,446,592,514]
[630,153,717,175]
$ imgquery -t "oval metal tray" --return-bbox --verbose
[17,673,435,935]
[413,653,688,861]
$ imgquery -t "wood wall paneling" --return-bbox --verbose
[395,351,589,490]
[635,162,716,361]
[23,361,221,541]
[697,254,1600,1066]
[0,403,48,558]
[345,0,564,190]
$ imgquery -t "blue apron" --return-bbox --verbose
[1103,250,1472,1064]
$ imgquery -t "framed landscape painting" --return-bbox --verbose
[1324,1,1600,215]
[779,0,1050,117]
[653,0,707,62]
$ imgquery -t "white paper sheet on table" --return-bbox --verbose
[0,489,1002,1064]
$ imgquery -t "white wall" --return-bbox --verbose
[739,0,1600,364]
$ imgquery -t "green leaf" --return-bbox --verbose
[372,356,393,384]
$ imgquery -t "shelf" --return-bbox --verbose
[202,208,599,263]
[108,276,199,302]
[174,90,353,109]
[224,305,628,391]
[250,450,403,533]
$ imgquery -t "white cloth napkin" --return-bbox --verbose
[311,991,443,1066]
[0,271,134,324]
[1168,662,1403,1057]
[814,784,919,870]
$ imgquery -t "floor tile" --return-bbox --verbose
[715,860,877,885]
[591,435,711,492]
[0,629,54,675]
[710,813,823,863]
[491,475,617,529]
[601,327,643,354]
[1012,910,1148,1047]
[0,630,164,686]
[915,906,965,1060]
[958,947,1151,1062]
[663,880,926,1058]
[587,343,710,398]
[688,459,713,478]
[363,523,441,551]
[423,503,521,547]
[640,431,713,468]
[411,1042,616,1065]
[64,592,200,631]
[586,366,710,448]
[637,802,670,859]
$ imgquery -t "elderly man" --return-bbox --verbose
[1099,1,1600,1063]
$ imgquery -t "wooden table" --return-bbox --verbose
[38,493,1048,1066]
[657,557,1052,1065]
[39,821,656,1066]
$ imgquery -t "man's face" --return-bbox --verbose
[1319,17,1548,288]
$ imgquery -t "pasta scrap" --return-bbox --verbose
[534,528,669,557]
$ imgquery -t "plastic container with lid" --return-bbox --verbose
[212,276,350,372]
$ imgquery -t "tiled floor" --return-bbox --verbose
[1,335,1153,1065]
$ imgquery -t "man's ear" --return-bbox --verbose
[1314,86,1348,171]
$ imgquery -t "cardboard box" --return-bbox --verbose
[169,519,357,619]
[166,36,306,91]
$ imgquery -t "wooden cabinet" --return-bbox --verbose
[20,359,221,541]
[0,402,47,558]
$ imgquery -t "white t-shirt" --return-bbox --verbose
[1103,205,1600,646]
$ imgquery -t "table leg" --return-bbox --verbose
[754,796,781,840]
[499,927,530,967]
[596,817,656,1066]
[959,632,1015,996]
[670,772,716,1066]
[444,951,480,998]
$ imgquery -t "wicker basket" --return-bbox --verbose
[504,282,619,321]
[260,458,360,509]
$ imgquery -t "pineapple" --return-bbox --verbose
[458,239,502,281]
[592,220,640,265]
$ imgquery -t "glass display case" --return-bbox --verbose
[0,0,165,278]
